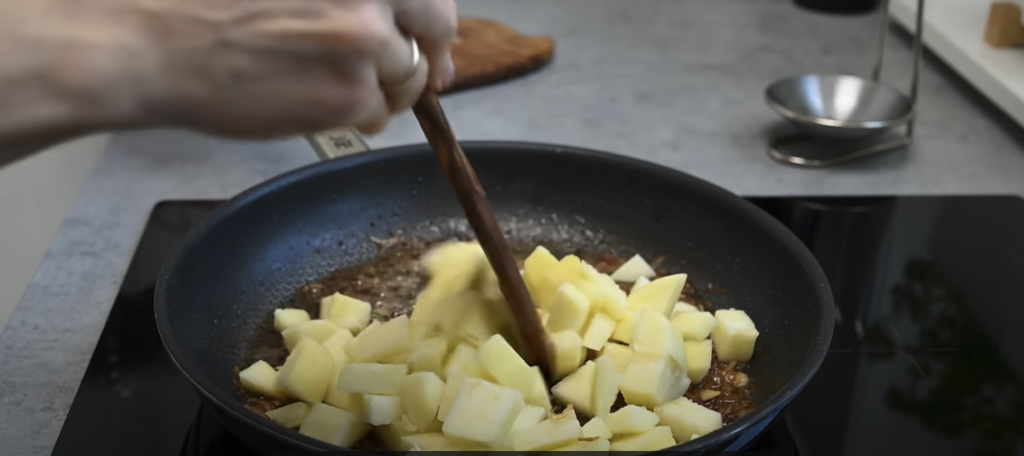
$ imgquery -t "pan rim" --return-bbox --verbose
[154,140,835,452]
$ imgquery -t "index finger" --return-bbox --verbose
[384,0,458,90]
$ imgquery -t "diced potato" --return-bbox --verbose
[321,329,354,365]
[239,360,283,398]
[607,426,675,453]
[277,339,334,404]
[671,311,718,341]
[537,308,551,326]
[551,360,596,417]
[363,394,403,425]
[281,320,341,351]
[478,334,536,398]
[556,255,586,282]
[710,309,759,362]
[527,366,553,411]
[336,363,408,396]
[405,335,446,375]
[606,405,659,435]
[582,313,618,350]
[654,396,723,443]
[620,353,685,409]
[546,283,592,333]
[596,287,629,321]
[274,308,311,332]
[349,315,411,363]
[609,311,640,344]
[581,260,619,288]
[421,241,485,286]
[324,363,367,421]
[442,378,525,448]
[320,293,372,333]
[436,375,465,422]
[512,408,583,451]
[522,246,563,309]
[672,302,699,315]
[549,330,586,379]
[627,274,687,317]
[266,401,311,429]
[400,372,446,429]
[554,437,611,451]
[443,344,484,381]
[600,343,633,374]
[683,340,713,384]
[402,433,487,451]
[594,354,624,419]
[610,254,656,282]
[582,417,613,440]
[376,416,419,451]
[632,276,650,291]
[455,304,503,347]
[631,309,687,370]
[502,404,548,449]
[298,403,370,447]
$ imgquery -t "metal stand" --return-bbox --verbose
[767,0,925,167]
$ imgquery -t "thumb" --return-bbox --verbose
[386,0,458,90]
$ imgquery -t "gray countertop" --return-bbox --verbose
[2,0,1024,454]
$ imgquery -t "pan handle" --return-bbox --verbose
[305,129,372,161]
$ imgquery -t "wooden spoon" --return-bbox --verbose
[412,91,555,382]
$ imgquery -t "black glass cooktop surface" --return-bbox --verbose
[49,196,1024,456]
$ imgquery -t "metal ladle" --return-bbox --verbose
[764,0,925,167]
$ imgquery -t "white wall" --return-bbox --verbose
[0,134,107,333]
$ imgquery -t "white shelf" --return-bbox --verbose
[890,0,1024,128]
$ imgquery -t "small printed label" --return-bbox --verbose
[308,129,370,159]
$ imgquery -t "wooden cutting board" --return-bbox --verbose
[440,17,556,94]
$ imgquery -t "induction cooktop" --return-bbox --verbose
[49,195,1024,456]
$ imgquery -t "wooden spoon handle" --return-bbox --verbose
[411,91,555,381]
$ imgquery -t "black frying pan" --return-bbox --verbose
[154,141,834,454]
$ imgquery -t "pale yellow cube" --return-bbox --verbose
[672,302,699,315]
[443,343,484,381]
[320,293,372,333]
[557,254,587,282]
[610,254,656,282]
[620,353,685,409]
[606,405,659,435]
[554,437,610,451]
[442,378,525,448]
[478,334,536,398]
[609,311,640,344]
[239,360,283,398]
[672,311,718,341]
[546,283,592,333]
[348,315,411,363]
[596,287,629,321]
[298,403,370,447]
[582,416,613,440]
[399,372,446,429]
[626,274,687,317]
[362,394,403,425]
[436,375,465,422]
[277,339,334,404]
[600,343,633,374]
[631,309,687,370]
[421,241,485,283]
[710,308,759,362]
[502,404,548,449]
[594,354,624,419]
[549,330,586,379]
[522,246,563,309]
[551,360,597,417]
[527,366,553,411]
[266,401,311,429]
[512,409,583,451]
[654,396,723,443]
[582,313,618,350]
[323,363,366,421]
[402,433,487,451]
[632,276,651,291]
[537,308,551,326]
[608,425,675,453]
[273,308,311,332]
[375,416,419,451]
[321,329,354,365]
[684,340,713,384]
[336,363,408,396]
[407,336,448,376]
[281,320,340,351]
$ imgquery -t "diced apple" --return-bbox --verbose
[512,408,583,451]
[627,274,687,317]
[298,403,370,447]
[551,360,596,417]
[443,344,484,381]
[324,363,367,421]
[582,417,613,440]
[582,313,618,350]
[609,311,640,344]
[274,308,311,332]
[375,416,419,450]
[239,360,283,398]
[596,287,629,321]
[607,426,675,453]
[402,433,487,451]
[436,375,464,422]
[557,255,586,282]
[594,354,624,419]
[320,293,372,333]
[478,334,536,398]
[321,329,354,365]
[606,405,659,435]
[400,372,446,429]
[582,260,618,288]
[502,404,548,449]
[522,246,563,309]
[600,343,633,374]
[672,302,699,315]
[336,363,408,396]
[620,353,685,409]
[277,339,334,404]
[421,241,485,285]
[266,401,311,429]
[631,309,687,370]
[363,394,403,425]
[442,378,525,448]
[711,309,759,362]
[527,366,553,411]
[654,396,723,443]
[281,319,340,351]
[349,315,411,363]
[554,436,611,451]
[407,336,448,376]
[684,340,713,384]
[454,303,503,347]
[610,254,656,282]
[546,283,592,333]
[671,311,718,341]
[549,330,586,379]
[632,276,650,291]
